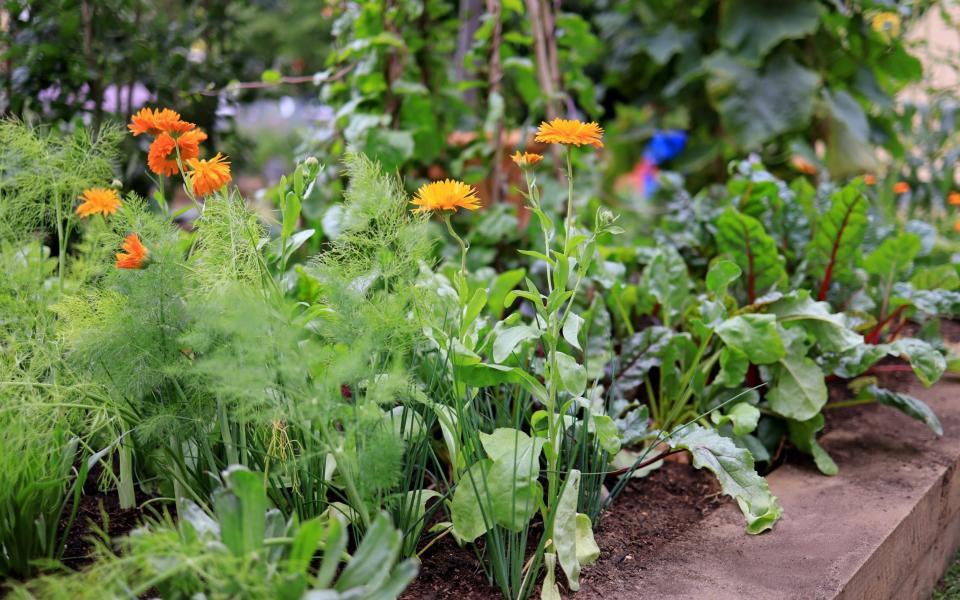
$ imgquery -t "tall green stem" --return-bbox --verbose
[443,213,469,299]
[564,148,574,246]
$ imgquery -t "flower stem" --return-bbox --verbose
[443,213,469,293]
[564,147,574,247]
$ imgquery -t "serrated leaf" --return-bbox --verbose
[669,425,782,533]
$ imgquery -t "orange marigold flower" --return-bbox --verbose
[510,151,544,167]
[115,234,149,269]
[791,156,817,175]
[128,107,194,137]
[955,218,960,233]
[893,181,910,194]
[410,179,480,214]
[186,153,232,197]
[534,118,604,148]
[76,188,122,218]
[147,129,207,176]
[864,174,877,185]
[949,192,960,206]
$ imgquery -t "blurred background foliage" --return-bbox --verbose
[0,0,952,222]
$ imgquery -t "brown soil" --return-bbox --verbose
[401,462,725,599]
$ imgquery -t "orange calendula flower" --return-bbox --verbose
[791,156,817,175]
[510,151,544,167]
[128,107,194,137]
[955,218,960,233]
[893,181,910,194]
[410,179,480,214]
[76,188,122,218]
[147,129,208,176]
[864,174,877,185]
[534,118,604,148]
[948,192,960,206]
[186,153,232,197]
[115,234,149,269]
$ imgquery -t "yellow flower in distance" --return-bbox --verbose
[872,12,901,37]
[510,151,544,167]
[76,188,122,218]
[535,118,604,148]
[410,179,480,214]
[186,153,232,197]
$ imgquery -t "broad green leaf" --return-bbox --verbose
[450,459,494,542]
[718,0,821,61]
[457,363,547,402]
[711,402,760,436]
[493,324,542,363]
[461,288,488,335]
[810,183,868,293]
[889,338,947,387]
[489,268,526,318]
[892,283,960,317]
[787,414,837,476]
[706,259,742,297]
[715,208,786,300]
[824,90,880,176]
[641,244,691,326]
[554,469,582,591]
[669,425,782,533]
[704,53,819,149]
[715,314,785,364]
[315,515,348,588]
[769,291,863,353]
[611,326,674,400]
[911,265,960,291]
[718,346,749,387]
[864,232,921,280]
[575,513,600,566]
[588,414,622,455]
[555,351,587,396]
[336,512,402,592]
[562,312,585,351]
[863,385,943,436]
[766,354,827,421]
[480,428,545,531]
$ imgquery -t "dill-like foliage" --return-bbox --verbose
[0,120,120,243]
[189,192,267,293]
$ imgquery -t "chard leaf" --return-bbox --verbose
[611,326,674,400]
[716,208,785,302]
[810,183,868,298]
[718,346,749,387]
[669,425,782,534]
[863,232,921,280]
[892,283,960,318]
[863,385,942,436]
[787,414,837,475]
[711,402,760,436]
[718,0,822,61]
[706,259,742,297]
[766,354,828,421]
[715,314,785,364]
[640,244,692,326]
[768,290,863,352]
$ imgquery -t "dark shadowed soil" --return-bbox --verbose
[401,462,725,599]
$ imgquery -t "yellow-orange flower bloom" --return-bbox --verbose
[115,234,149,269]
[864,174,877,185]
[791,156,817,175]
[147,129,207,176]
[955,218,960,233]
[949,192,960,206]
[893,181,910,194]
[128,107,194,137]
[510,151,544,167]
[872,12,901,37]
[410,179,480,214]
[76,188,122,218]
[186,153,232,197]
[534,119,604,148]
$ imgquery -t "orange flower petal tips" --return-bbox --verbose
[410,179,481,214]
[534,119,604,148]
[115,234,149,269]
[76,188,122,218]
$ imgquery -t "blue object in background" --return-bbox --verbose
[644,130,687,165]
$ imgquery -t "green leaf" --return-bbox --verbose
[715,208,786,300]
[541,552,562,600]
[462,288,488,335]
[910,265,960,291]
[611,326,674,400]
[715,314,785,364]
[588,414,622,455]
[711,402,760,436]
[864,232,921,280]
[787,414,837,476]
[810,183,868,294]
[336,512,402,592]
[669,425,782,533]
[863,385,942,436]
[640,244,691,326]
[562,312,585,351]
[493,325,542,363]
[554,469,582,591]
[705,53,819,149]
[489,268,526,318]
[575,513,600,566]
[887,338,946,387]
[555,351,587,396]
[766,354,827,421]
[718,0,822,61]
[824,90,880,176]
[706,259,742,297]
[482,428,545,531]
[718,346,749,387]
[768,291,863,353]
[450,459,494,542]
[288,518,325,575]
